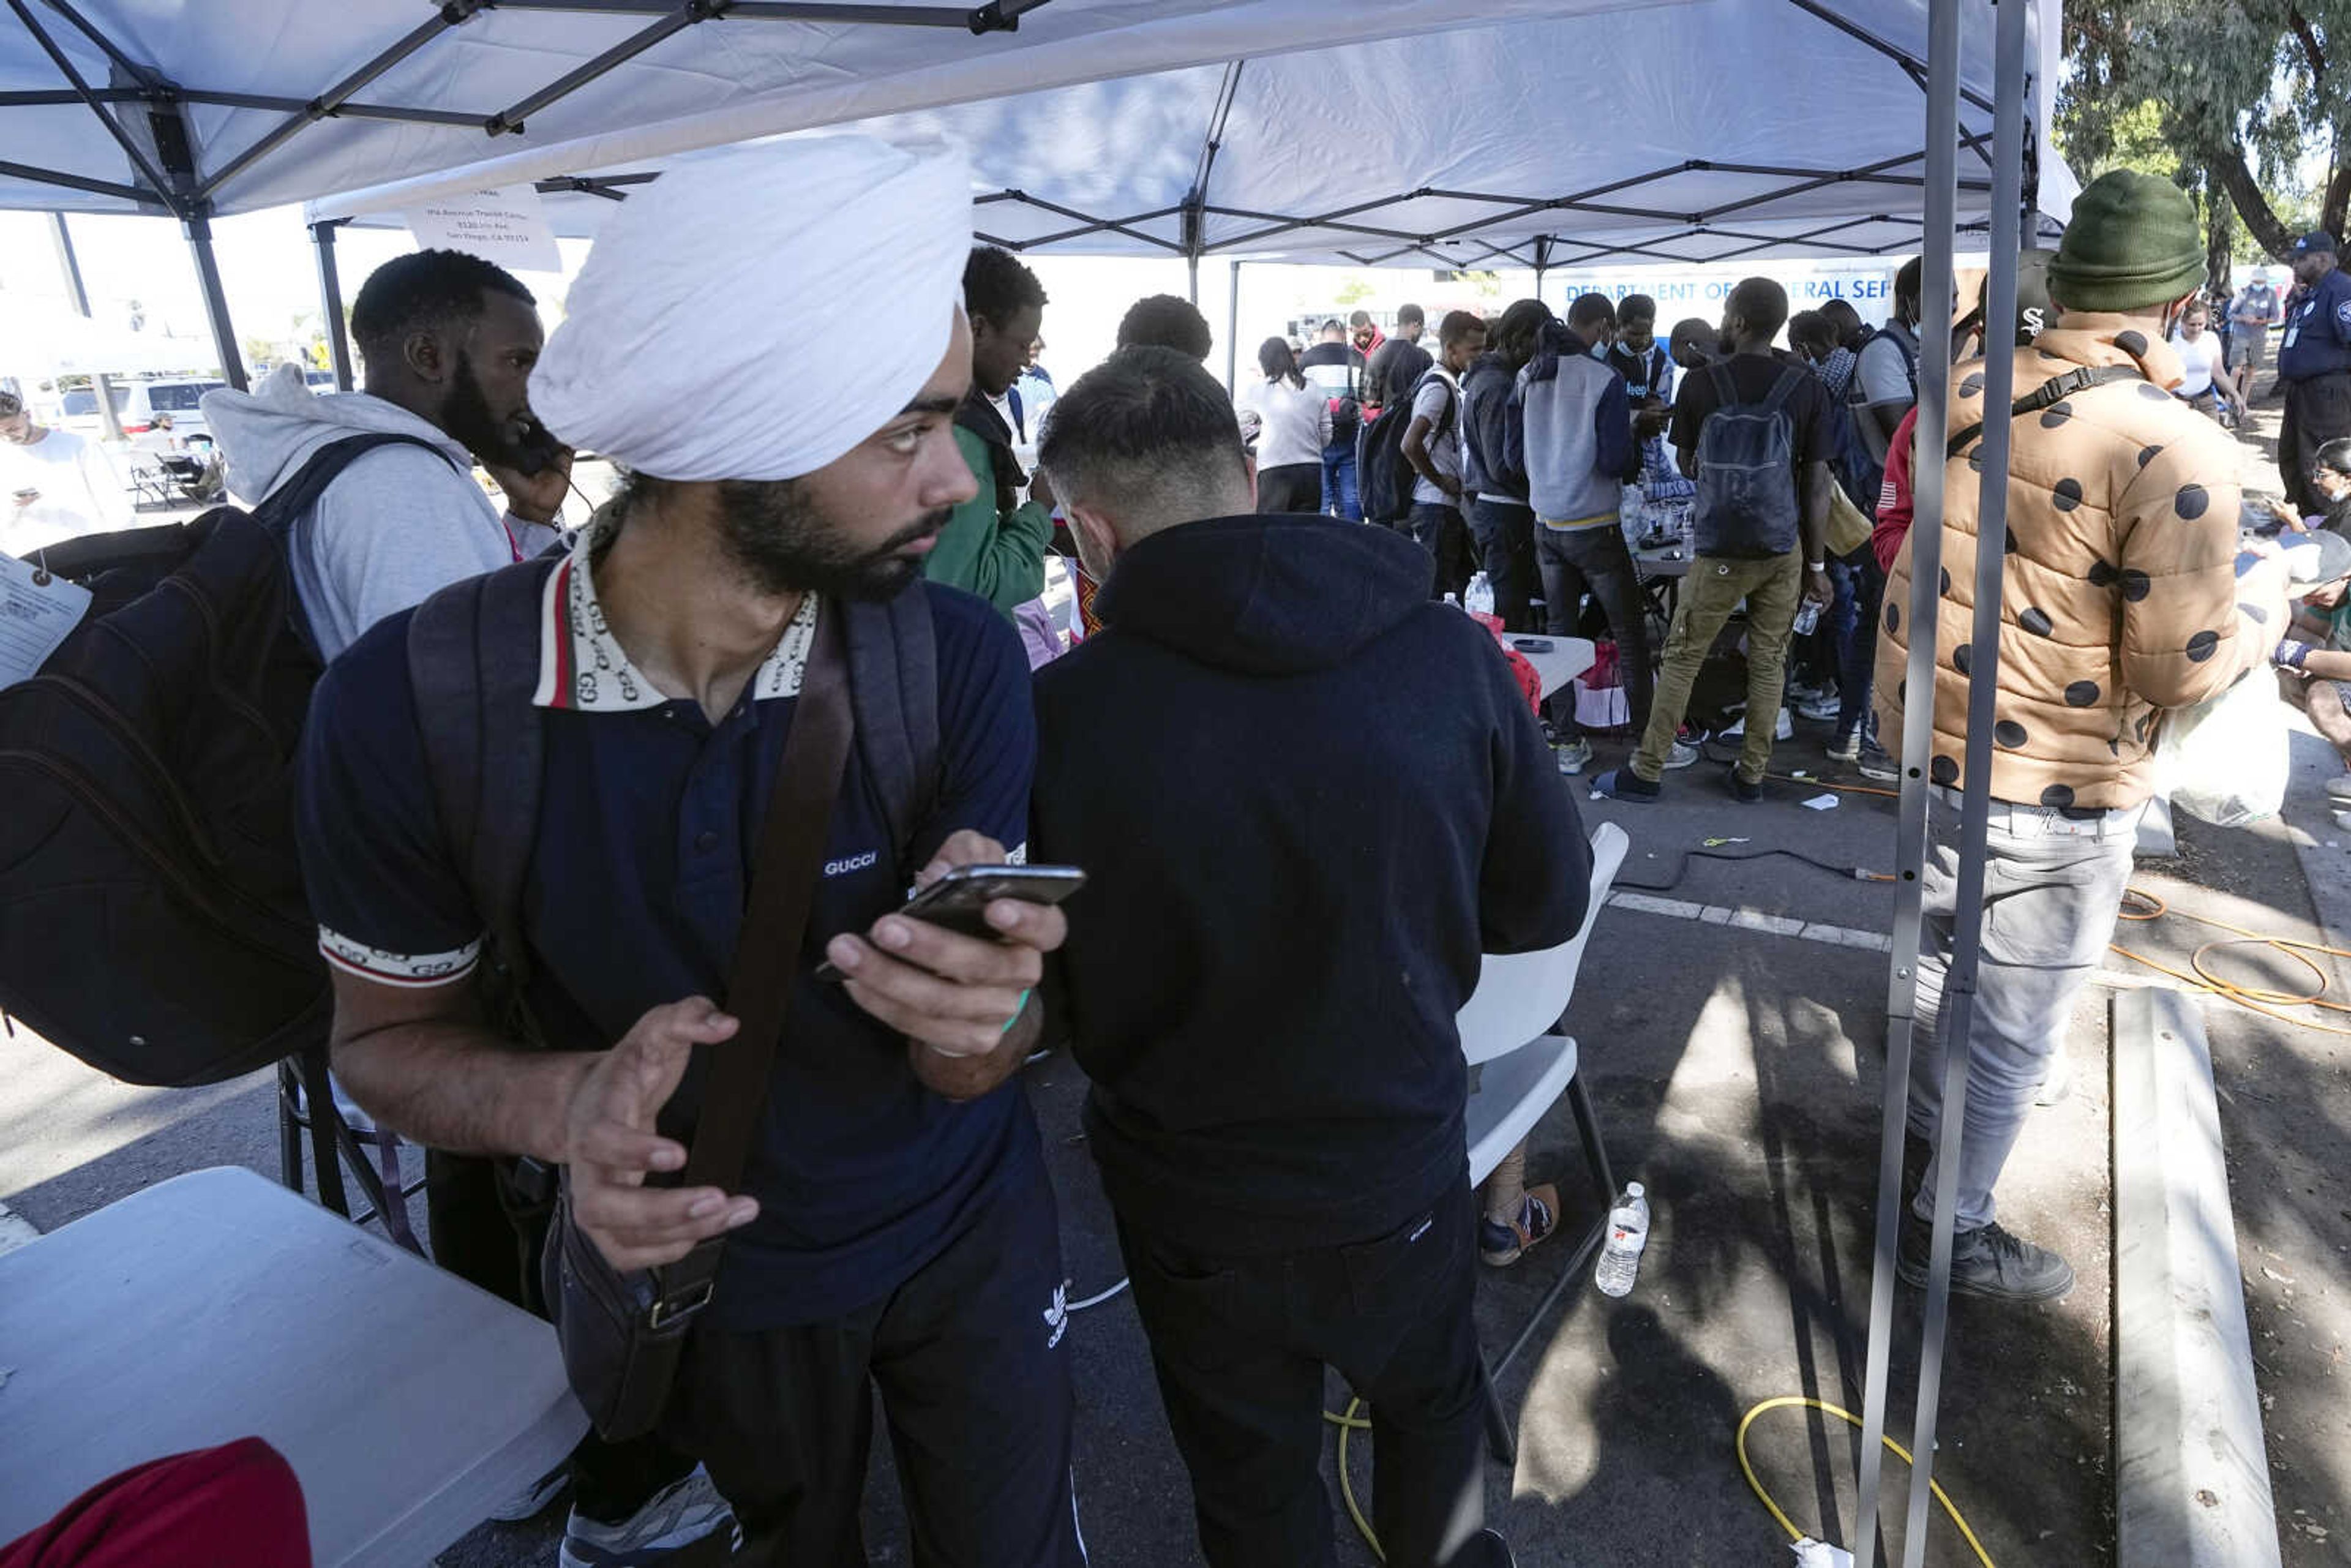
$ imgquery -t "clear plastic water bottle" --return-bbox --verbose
[1594,1182,1651,1298]
[1443,591,1461,609]
[1792,597,1823,636]
[1464,572,1494,618]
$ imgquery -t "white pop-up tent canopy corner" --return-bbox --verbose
[310,0,2074,279]
[9,0,1650,384]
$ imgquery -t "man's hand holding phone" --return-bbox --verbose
[825,831,1071,1096]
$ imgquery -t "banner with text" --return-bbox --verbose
[404,187,563,274]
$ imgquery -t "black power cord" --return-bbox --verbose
[1613,844,1895,895]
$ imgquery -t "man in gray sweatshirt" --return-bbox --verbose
[1510,293,1672,775]
[203,249,572,661]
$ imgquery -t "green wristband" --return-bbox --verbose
[1002,989,1033,1035]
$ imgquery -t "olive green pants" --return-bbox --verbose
[1630,550,1802,784]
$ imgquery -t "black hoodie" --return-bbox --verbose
[1032,513,1592,1253]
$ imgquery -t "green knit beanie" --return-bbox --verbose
[2046,171,2206,312]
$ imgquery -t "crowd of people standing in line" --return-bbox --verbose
[15,130,2351,1568]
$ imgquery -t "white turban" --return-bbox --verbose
[530,134,972,482]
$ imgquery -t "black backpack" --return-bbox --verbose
[0,433,449,1085]
[1358,368,1457,528]
[1692,362,1806,560]
[402,555,942,1034]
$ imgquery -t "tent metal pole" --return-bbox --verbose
[49,213,123,443]
[4,0,176,206]
[0,158,157,208]
[184,214,248,392]
[1899,0,2028,1557]
[1853,0,1963,1553]
[199,2,486,203]
[312,221,355,392]
[1534,235,1552,304]
[1225,260,1241,394]
[1187,253,1199,306]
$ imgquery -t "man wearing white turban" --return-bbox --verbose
[294,136,1087,1567]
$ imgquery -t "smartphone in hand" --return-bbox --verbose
[816,864,1085,982]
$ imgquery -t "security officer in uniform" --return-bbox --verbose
[2279,230,2351,515]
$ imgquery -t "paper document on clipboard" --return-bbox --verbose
[0,553,91,689]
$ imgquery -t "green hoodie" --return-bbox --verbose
[924,421,1053,616]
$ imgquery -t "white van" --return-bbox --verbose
[58,377,230,443]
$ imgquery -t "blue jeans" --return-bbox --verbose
[1834,547,1885,743]
[1320,441,1362,522]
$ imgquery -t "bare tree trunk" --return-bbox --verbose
[2205,178,2237,296]
[2324,153,2350,244]
[2212,146,2300,258]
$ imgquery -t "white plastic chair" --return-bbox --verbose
[1458,821,1629,1463]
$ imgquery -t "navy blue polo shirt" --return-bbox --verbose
[296,530,1041,1330]
[2280,268,2351,382]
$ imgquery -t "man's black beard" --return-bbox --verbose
[714,478,948,602]
[440,349,523,468]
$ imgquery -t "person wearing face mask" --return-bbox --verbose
[202,250,574,664]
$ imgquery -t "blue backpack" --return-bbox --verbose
[1692,361,1805,560]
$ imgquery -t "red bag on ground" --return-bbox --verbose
[0,1438,310,1568]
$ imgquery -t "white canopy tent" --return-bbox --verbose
[308,0,2073,276]
[0,0,1686,386]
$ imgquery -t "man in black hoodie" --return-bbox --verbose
[1460,298,1553,631]
[1032,347,1593,1568]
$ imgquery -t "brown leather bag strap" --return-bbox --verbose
[654,601,853,1320]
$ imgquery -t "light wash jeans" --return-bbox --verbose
[1908,787,2145,1229]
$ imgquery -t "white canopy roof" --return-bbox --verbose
[305,0,2073,269]
[0,0,1673,219]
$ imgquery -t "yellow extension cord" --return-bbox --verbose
[1324,1393,1999,1566]
[1315,889,2345,1564]
[1735,1396,1995,1567]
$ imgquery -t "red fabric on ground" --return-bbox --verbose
[0,1438,310,1568]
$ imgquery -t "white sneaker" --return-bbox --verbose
[561,1468,736,1568]
[1796,691,1843,723]
[1662,738,1702,771]
[1717,709,1794,743]
[1554,737,1595,775]
[485,1457,569,1523]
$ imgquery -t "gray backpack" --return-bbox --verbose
[1692,361,1805,560]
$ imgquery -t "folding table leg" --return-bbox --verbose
[276,1059,303,1193]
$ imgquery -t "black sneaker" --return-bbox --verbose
[1897,1216,2075,1302]
[1726,764,1762,804]
[1856,740,1900,782]
[1591,767,1661,803]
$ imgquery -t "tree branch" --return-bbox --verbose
[2287,7,2327,76]
[2211,143,2298,259]
[2327,157,2351,245]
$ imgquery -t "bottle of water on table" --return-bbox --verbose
[1464,571,1494,619]
[1594,1182,1651,1297]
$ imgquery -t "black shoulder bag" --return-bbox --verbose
[542,602,855,1440]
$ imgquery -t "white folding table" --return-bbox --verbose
[0,1166,586,1566]
[1512,635,1597,702]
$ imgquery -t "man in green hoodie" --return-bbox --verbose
[927,244,1057,615]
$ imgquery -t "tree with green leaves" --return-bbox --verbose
[2061,0,2346,260]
